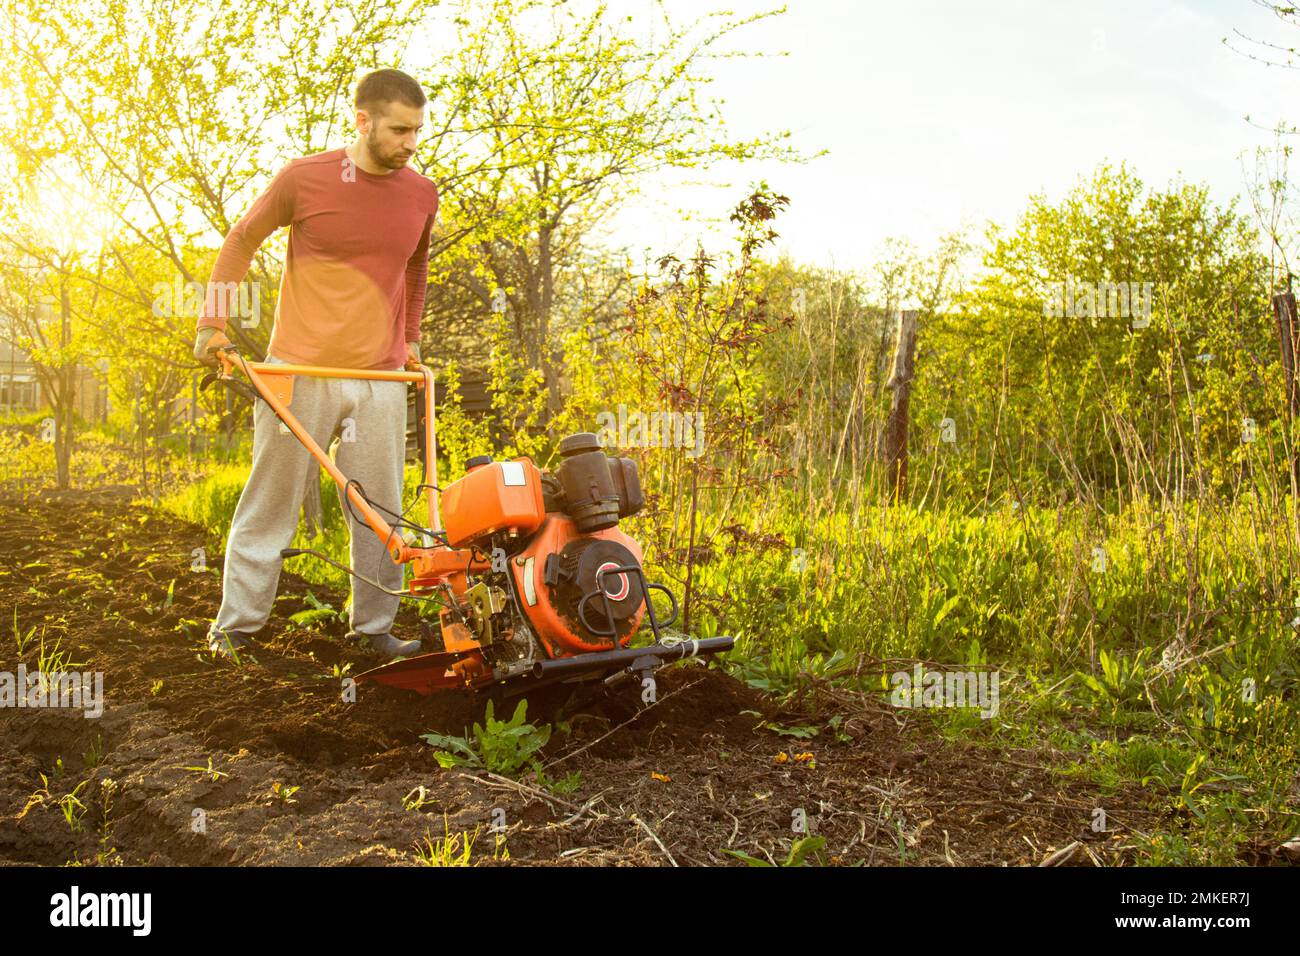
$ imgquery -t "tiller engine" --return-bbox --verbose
[202,334,733,697]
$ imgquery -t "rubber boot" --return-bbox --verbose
[207,623,253,660]
[366,632,424,660]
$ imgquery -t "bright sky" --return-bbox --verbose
[595,0,1300,270]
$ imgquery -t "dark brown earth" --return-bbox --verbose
[0,485,1169,866]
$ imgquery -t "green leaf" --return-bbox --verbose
[289,608,337,628]
[933,594,960,628]
[784,836,827,867]
[758,721,819,739]
[721,849,774,867]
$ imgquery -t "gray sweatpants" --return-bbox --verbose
[213,354,409,639]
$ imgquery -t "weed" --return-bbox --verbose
[538,769,583,795]
[414,816,479,866]
[753,717,819,739]
[148,579,176,615]
[10,607,38,658]
[58,782,89,834]
[18,773,52,820]
[492,833,511,861]
[82,734,104,770]
[402,785,435,811]
[289,591,346,629]
[35,628,82,682]
[421,699,551,777]
[269,782,300,805]
[722,836,828,867]
[180,756,229,782]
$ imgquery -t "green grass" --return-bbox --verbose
[682,488,1300,865]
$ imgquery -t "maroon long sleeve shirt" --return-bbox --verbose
[197,146,439,371]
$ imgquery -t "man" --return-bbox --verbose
[193,68,439,661]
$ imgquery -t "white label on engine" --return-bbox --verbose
[522,556,537,605]
[500,461,526,486]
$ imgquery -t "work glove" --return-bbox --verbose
[405,341,422,368]
[194,326,223,367]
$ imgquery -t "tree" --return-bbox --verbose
[937,163,1268,507]
[0,160,112,489]
[422,0,813,416]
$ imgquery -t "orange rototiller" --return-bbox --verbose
[200,332,733,697]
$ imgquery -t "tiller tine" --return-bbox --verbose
[355,649,483,693]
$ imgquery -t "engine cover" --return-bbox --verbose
[508,515,647,655]
[553,538,645,633]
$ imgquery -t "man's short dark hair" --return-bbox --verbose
[355,69,426,117]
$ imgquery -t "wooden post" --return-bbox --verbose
[883,309,919,502]
[1273,291,1300,487]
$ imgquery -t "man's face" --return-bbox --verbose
[361,100,424,170]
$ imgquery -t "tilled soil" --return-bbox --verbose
[0,485,1167,866]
